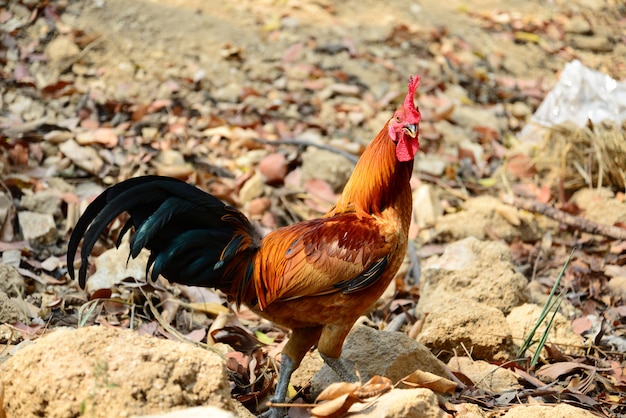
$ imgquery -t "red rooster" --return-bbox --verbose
[68,75,421,417]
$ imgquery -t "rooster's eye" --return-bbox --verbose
[395,115,401,123]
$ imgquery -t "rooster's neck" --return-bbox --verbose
[330,121,413,219]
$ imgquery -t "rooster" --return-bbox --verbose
[67,75,421,417]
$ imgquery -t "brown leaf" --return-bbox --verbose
[211,325,263,353]
[311,393,362,418]
[353,375,393,399]
[571,316,592,335]
[90,288,113,300]
[315,381,360,401]
[536,362,596,381]
[401,370,457,394]
[544,344,568,362]
[92,128,119,148]
[184,328,207,343]
[506,154,537,179]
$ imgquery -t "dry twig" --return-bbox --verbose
[501,194,626,240]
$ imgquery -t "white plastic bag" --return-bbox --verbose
[531,59,626,128]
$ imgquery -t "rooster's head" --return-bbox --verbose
[388,75,421,162]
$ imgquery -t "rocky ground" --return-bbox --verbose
[1,0,625,417]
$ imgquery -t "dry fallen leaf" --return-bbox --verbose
[536,362,596,381]
[311,393,362,418]
[353,375,393,398]
[186,301,229,316]
[316,381,361,402]
[401,369,457,394]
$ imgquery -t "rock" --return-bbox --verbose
[506,303,585,357]
[133,406,237,418]
[238,171,266,203]
[434,196,553,243]
[447,356,521,392]
[417,297,514,362]
[258,152,288,184]
[45,35,80,63]
[563,16,592,35]
[290,350,324,389]
[500,403,597,418]
[17,211,57,245]
[0,290,29,324]
[301,148,353,193]
[419,237,528,315]
[59,139,104,175]
[85,242,151,293]
[1,250,20,269]
[415,154,447,177]
[0,262,26,298]
[153,149,195,179]
[569,35,613,52]
[19,189,63,217]
[509,102,532,119]
[449,105,503,133]
[413,184,443,229]
[0,326,236,418]
[570,188,626,227]
[76,128,119,148]
[502,54,528,76]
[346,388,446,418]
[607,276,626,301]
[0,191,10,226]
[311,325,448,397]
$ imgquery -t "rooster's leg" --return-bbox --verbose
[317,324,358,382]
[320,353,357,382]
[262,326,323,418]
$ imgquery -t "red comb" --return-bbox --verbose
[404,75,420,114]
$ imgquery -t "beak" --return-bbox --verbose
[403,124,418,138]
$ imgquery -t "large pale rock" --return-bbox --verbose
[0,326,237,418]
[434,196,553,243]
[501,403,597,418]
[506,303,585,357]
[419,237,528,315]
[417,297,514,362]
[347,388,447,418]
[312,325,448,396]
[134,406,237,418]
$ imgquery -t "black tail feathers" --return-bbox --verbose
[67,176,260,292]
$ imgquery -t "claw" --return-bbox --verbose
[258,405,286,418]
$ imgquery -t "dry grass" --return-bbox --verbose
[535,121,626,193]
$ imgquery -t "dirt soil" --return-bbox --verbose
[1,0,626,417]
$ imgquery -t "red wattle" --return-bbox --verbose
[396,137,418,162]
